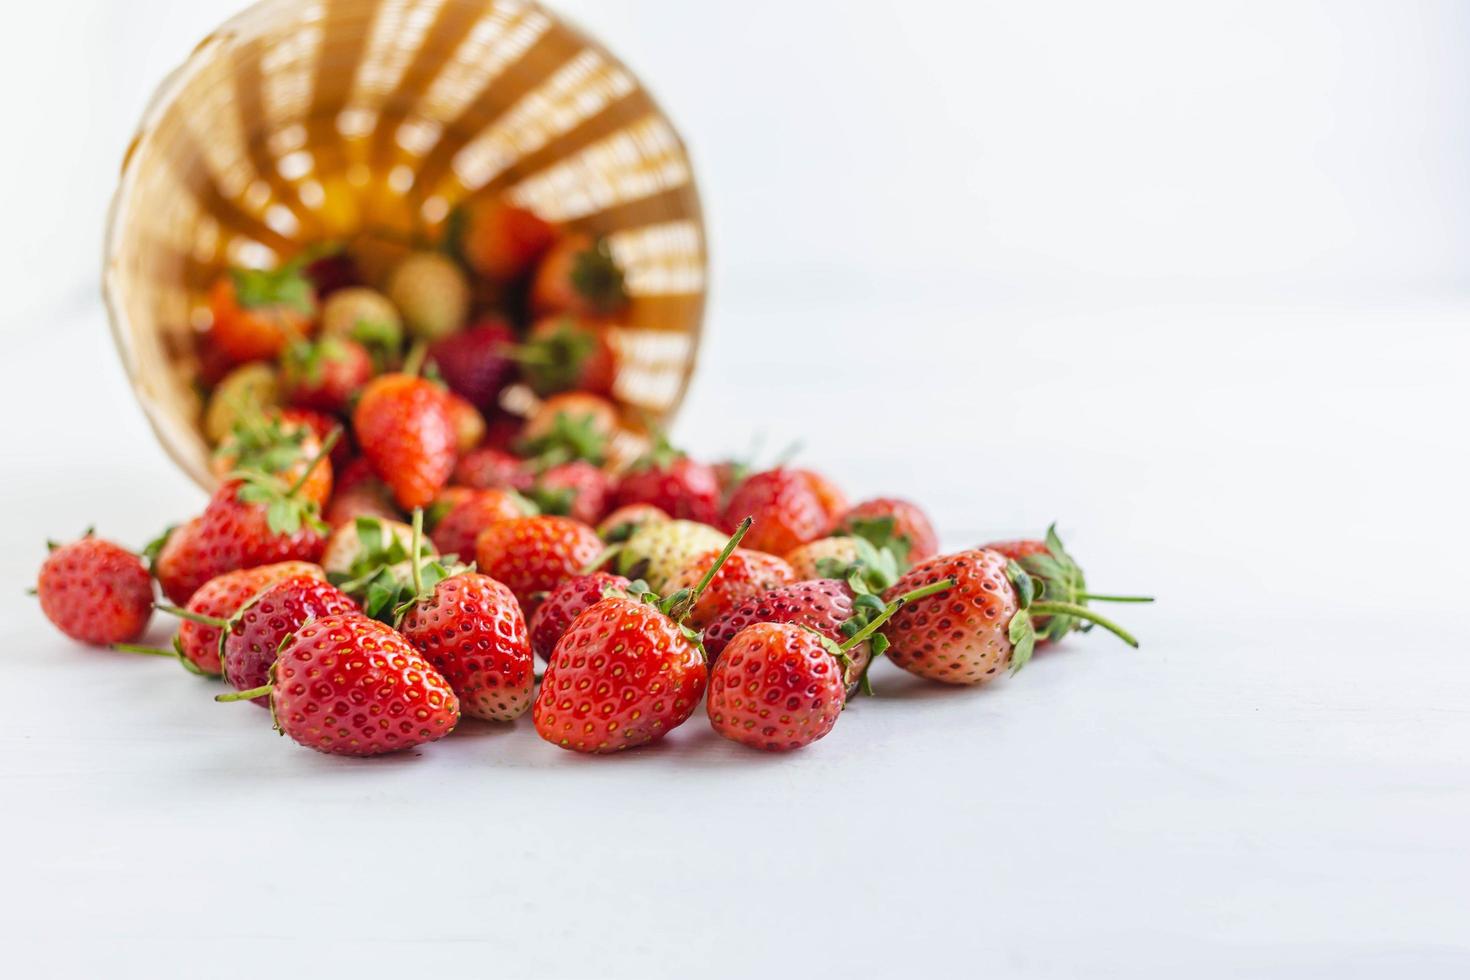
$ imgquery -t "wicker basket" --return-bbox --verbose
[104,0,707,490]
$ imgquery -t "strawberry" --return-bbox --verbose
[455,446,533,492]
[147,562,326,675]
[400,572,535,722]
[151,517,207,606]
[281,337,373,414]
[219,613,460,757]
[881,548,1142,685]
[596,503,668,542]
[528,460,612,526]
[615,519,727,593]
[519,393,619,466]
[354,373,456,510]
[208,265,316,363]
[428,318,517,411]
[281,407,355,474]
[429,487,528,558]
[36,534,153,645]
[506,316,616,397]
[661,547,794,630]
[528,572,632,661]
[446,393,486,454]
[784,536,863,582]
[388,251,469,341]
[474,515,604,612]
[532,519,751,753]
[982,525,1154,644]
[530,234,629,318]
[834,497,939,568]
[796,468,849,526]
[212,410,336,507]
[723,468,830,556]
[220,576,357,705]
[612,436,721,525]
[457,199,558,282]
[320,286,403,358]
[320,515,443,623]
[203,362,280,445]
[706,623,850,752]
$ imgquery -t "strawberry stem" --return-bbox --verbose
[838,577,956,654]
[687,518,752,607]
[156,604,229,629]
[402,340,429,378]
[1028,600,1141,648]
[217,685,271,702]
[113,643,177,658]
[1077,592,1155,603]
[285,426,342,498]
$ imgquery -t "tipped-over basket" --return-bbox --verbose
[104,0,707,489]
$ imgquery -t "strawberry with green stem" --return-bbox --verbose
[532,518,752,754]
[209,261,317,364]
[220,576,358,705]
[505,316,616,397]
[281,336,373,414]
[530,234,629,318]
[35,532,153,646]
[354,371,456,511]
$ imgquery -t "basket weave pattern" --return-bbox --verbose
[104,0,706,488]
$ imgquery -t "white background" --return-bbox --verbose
[2,1,1467,977]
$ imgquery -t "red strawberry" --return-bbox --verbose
[528,572,631,661]
[661,547,794,631]
[530,234,629,318]
[519,392,620,463]
[529,460,612,526]
[221,576,357,705]
[428,318,516,411]
[596,503,668,542]
[158,561,326,675]
[219,613,460,757]
[724,468,830,556]
[506,316,616,397]
[208,265,316,364]
[152,517,207,606]
[36,534,153,645]
[703,580,854,663]
[706,623,847,752]
[455,446,533,492]
[613,436,721,525]
[210,409,336,507]
[429,487,527,558]
[981,525,1153,644]
[281,337,373,414]
[459,200,558,282]
[881,548,1142,685]
[795,468,849,526]
[474,515,603,612]
[400,573,534,722]
[282,408,355,474]
[354,373,456,510]
[833,497,940,568]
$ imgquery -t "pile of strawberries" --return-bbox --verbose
[35,198,1150,756]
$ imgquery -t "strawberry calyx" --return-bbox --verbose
[837,514,914,571]
[392,508,474,623]
[625,430,685,474]
[815,537,902,594]
[329,514,445,623]
[502,318,599,395]
[216,410,314,479]
[1003,559,1142,674]
[834,576,958,695]
[229,425,340,537]
[1009,524,1154,648]
[518,410,608,468]
[282,336,353,386]
[524,483,577,517]
[229,264,314,315]
[569,238,628,314]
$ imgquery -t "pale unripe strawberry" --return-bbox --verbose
[617,519,726,593]
[204,363,279,445]
[321,287,403,353]
[388,252,469,341]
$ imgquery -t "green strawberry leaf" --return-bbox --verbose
[1008,609,1037,674]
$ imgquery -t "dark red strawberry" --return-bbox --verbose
[427,318,517,411]
[613,436,721,525]
[281,337,373,414]
[353,373,456,510]
[428,487,528,558]
[834,497,939,568]
[219,613,460,757]
[454,446,533,492]
[400,572,534,722]
[723,468,830,556]
[528,460,611,526]
[36,534,153,645]
[474,515,604,612]
[528,571,632,661]
[221,576,357,705]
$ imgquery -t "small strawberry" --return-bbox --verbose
[428,487,529,558]
[455,446,533,492]
[218,613,460,757]
[144,561,326,675]
[533,518,751,753]
[615,519,727,593]
[208,264,316,363]
[474,515,604,612]
[612,435,721,525]
[596,503,668,542]
[445,393,486,455]
[354,373,456,510]
[320,286,403,358]
[723,468,830,556]
[661,547,795,630]
[212,410,336,507]
[833,497,939,568]
[982,524,1154,644]
[505,316,616,397]
[203,362,280,445]
[456,199,558,282]
[220,576,357,705]
[530,234,629,318]
[528,572,632,661]
[427,318,517,411]
[281,337,373,414]
[400,569,535,723]
[388,251,469,341]
[881,548,1142,685]
[36,533,153,645]
[527,460,612,526]
[518,393,619,466]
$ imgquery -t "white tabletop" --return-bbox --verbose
[1,287,1465,978]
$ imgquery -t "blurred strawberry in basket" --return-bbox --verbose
[209,264,316,363]
[531,234,629,319]
[456,200,558,283]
